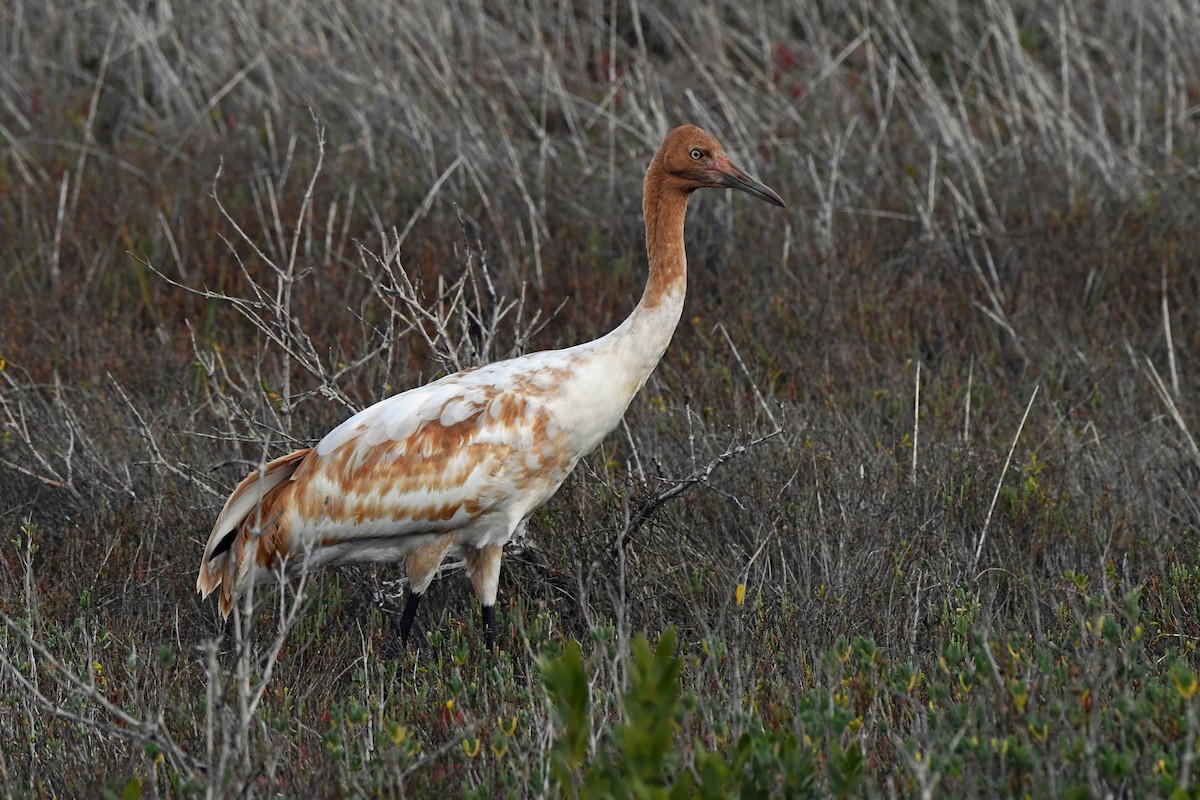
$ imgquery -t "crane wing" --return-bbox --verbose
[289,365,566,545]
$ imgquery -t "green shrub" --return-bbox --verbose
[542,628,817,799]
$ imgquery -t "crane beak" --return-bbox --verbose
[713,156,785,207]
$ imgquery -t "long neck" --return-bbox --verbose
[638,153,690,315]
[602,153,690,375]
[552,153,691,452]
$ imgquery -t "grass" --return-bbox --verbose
[2,0,1200,796]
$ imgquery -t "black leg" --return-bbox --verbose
[382,591,423,660]
[398,590,422,645]
[481,604,496,651]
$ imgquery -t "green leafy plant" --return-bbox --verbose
[543,628,818,799]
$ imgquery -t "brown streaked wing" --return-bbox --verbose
[278,381,568,553]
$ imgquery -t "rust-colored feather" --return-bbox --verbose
[197,447,312,617]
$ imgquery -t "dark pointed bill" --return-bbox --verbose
[715,156,785,207]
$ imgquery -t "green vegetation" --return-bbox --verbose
[3,0,1200,796]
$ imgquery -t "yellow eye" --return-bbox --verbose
[690,148,703,160]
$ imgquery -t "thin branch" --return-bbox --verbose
[1145,357,1200,469]
[716,322,779,429]
[614,427,783,552]
[974,385,1039,568]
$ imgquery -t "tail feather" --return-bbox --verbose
[197,447,312,617]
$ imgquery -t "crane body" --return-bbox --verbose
[198,125,784,649]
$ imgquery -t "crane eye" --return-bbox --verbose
[689,148,704,160]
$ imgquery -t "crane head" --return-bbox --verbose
[659,125,785,207]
